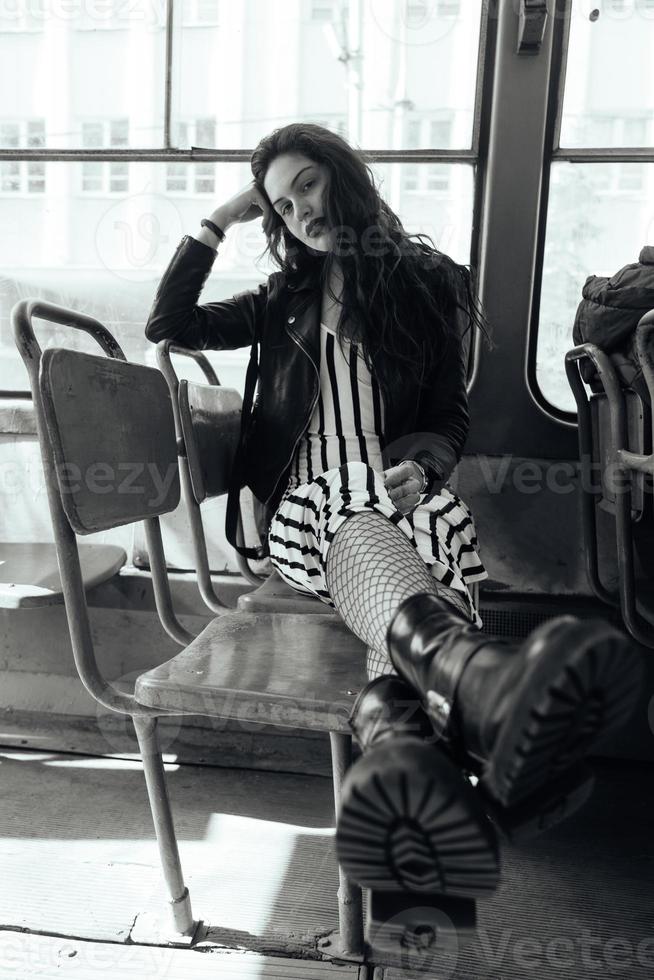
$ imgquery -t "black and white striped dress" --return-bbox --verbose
[267,322,487,625]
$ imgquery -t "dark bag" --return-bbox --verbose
[572,246,654,400]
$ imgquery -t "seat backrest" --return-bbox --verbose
[591,390,648,519]
[155,340,266,593]
[40,347,180,532]
[178,379,242,503]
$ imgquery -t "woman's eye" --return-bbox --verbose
[303,180,314,191]
[281,203,291,216]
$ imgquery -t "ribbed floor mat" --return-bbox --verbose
[381,760,654,978]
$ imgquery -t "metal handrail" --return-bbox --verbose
[565,314,654,648]
[564,343,620,608]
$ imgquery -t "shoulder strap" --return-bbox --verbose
[224,318,269,561]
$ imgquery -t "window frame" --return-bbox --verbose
[527,1,654,424]
[0,0,492,398]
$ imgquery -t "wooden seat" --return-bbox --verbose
[155,341,335,616]
[0,541,126,608]
[235,568,328,613]
[136,611,366,730]
[11,299,365,958]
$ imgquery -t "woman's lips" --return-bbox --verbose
[306,219,325,238]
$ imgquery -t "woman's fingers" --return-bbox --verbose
[388,486,420,514]
[382,461,425,512]
[217,181,273,228]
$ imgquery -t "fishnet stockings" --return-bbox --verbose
[325,509,473,680]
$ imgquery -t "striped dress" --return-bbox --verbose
[267,322,487,625]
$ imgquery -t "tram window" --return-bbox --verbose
[173,0,482,150]
[535,0,654,413]
[0,156,474,394]
[0,1,484,396]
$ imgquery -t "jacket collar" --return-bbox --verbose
[286,261,323,294]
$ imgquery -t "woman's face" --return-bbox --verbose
[263,152,332,253]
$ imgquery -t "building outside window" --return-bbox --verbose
[310,0,348,22]
[166,119,217,195]
[0,120,45,193]
[0,1,43,32]
[0,1,484,394]
[182,0,221,27]
[81,119,129,193]
[403,116,452,193]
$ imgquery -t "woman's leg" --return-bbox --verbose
[325,509,469,679]
[276,465,641,810]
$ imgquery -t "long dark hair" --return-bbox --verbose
[250,123,488,397]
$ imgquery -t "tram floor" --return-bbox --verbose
[0,745,651,979]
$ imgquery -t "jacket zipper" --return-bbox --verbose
[265,324,320,507]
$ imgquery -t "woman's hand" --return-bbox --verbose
[211,181,273,234]
[383,460,426,515]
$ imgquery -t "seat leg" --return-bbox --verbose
[329,731,365,957]
[133,714,197,936]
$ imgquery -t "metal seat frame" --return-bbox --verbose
[11,300,366,958]
[155,339,336,615]
[565,310,654,648]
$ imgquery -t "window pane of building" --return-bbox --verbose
[183,0,221,27]
[27,161,45,193]
[373,161,473,265]
[173,0,482,150]
[195,118,216,147]
[560,1,654,148]
[110,119,129,147]
[0,122,19,147]
[536,162,654,412]
[0,2,166,148]
[166,163,188,192]
[0,160,474,391]
[81,161,103,192]
[1,161,20,192]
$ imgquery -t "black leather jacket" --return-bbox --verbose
[145,234,470,550]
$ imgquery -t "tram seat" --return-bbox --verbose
[565,309,654,649]
[155,340,336,616]
[11,299,367,957]
[0,542,126,608]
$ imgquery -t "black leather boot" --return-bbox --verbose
[386,593,644,808]
[335,674,500,898]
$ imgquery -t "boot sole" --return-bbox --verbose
[482,617,643,807]
[336,737,500,898]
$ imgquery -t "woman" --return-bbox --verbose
[146,124,641,933]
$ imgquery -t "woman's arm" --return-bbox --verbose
[144,234,268,350]
[400,299,471,491]
[144,185,273,351]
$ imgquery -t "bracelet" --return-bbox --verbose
[200,218,226,243]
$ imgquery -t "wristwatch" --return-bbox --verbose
[401,458,428,494]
